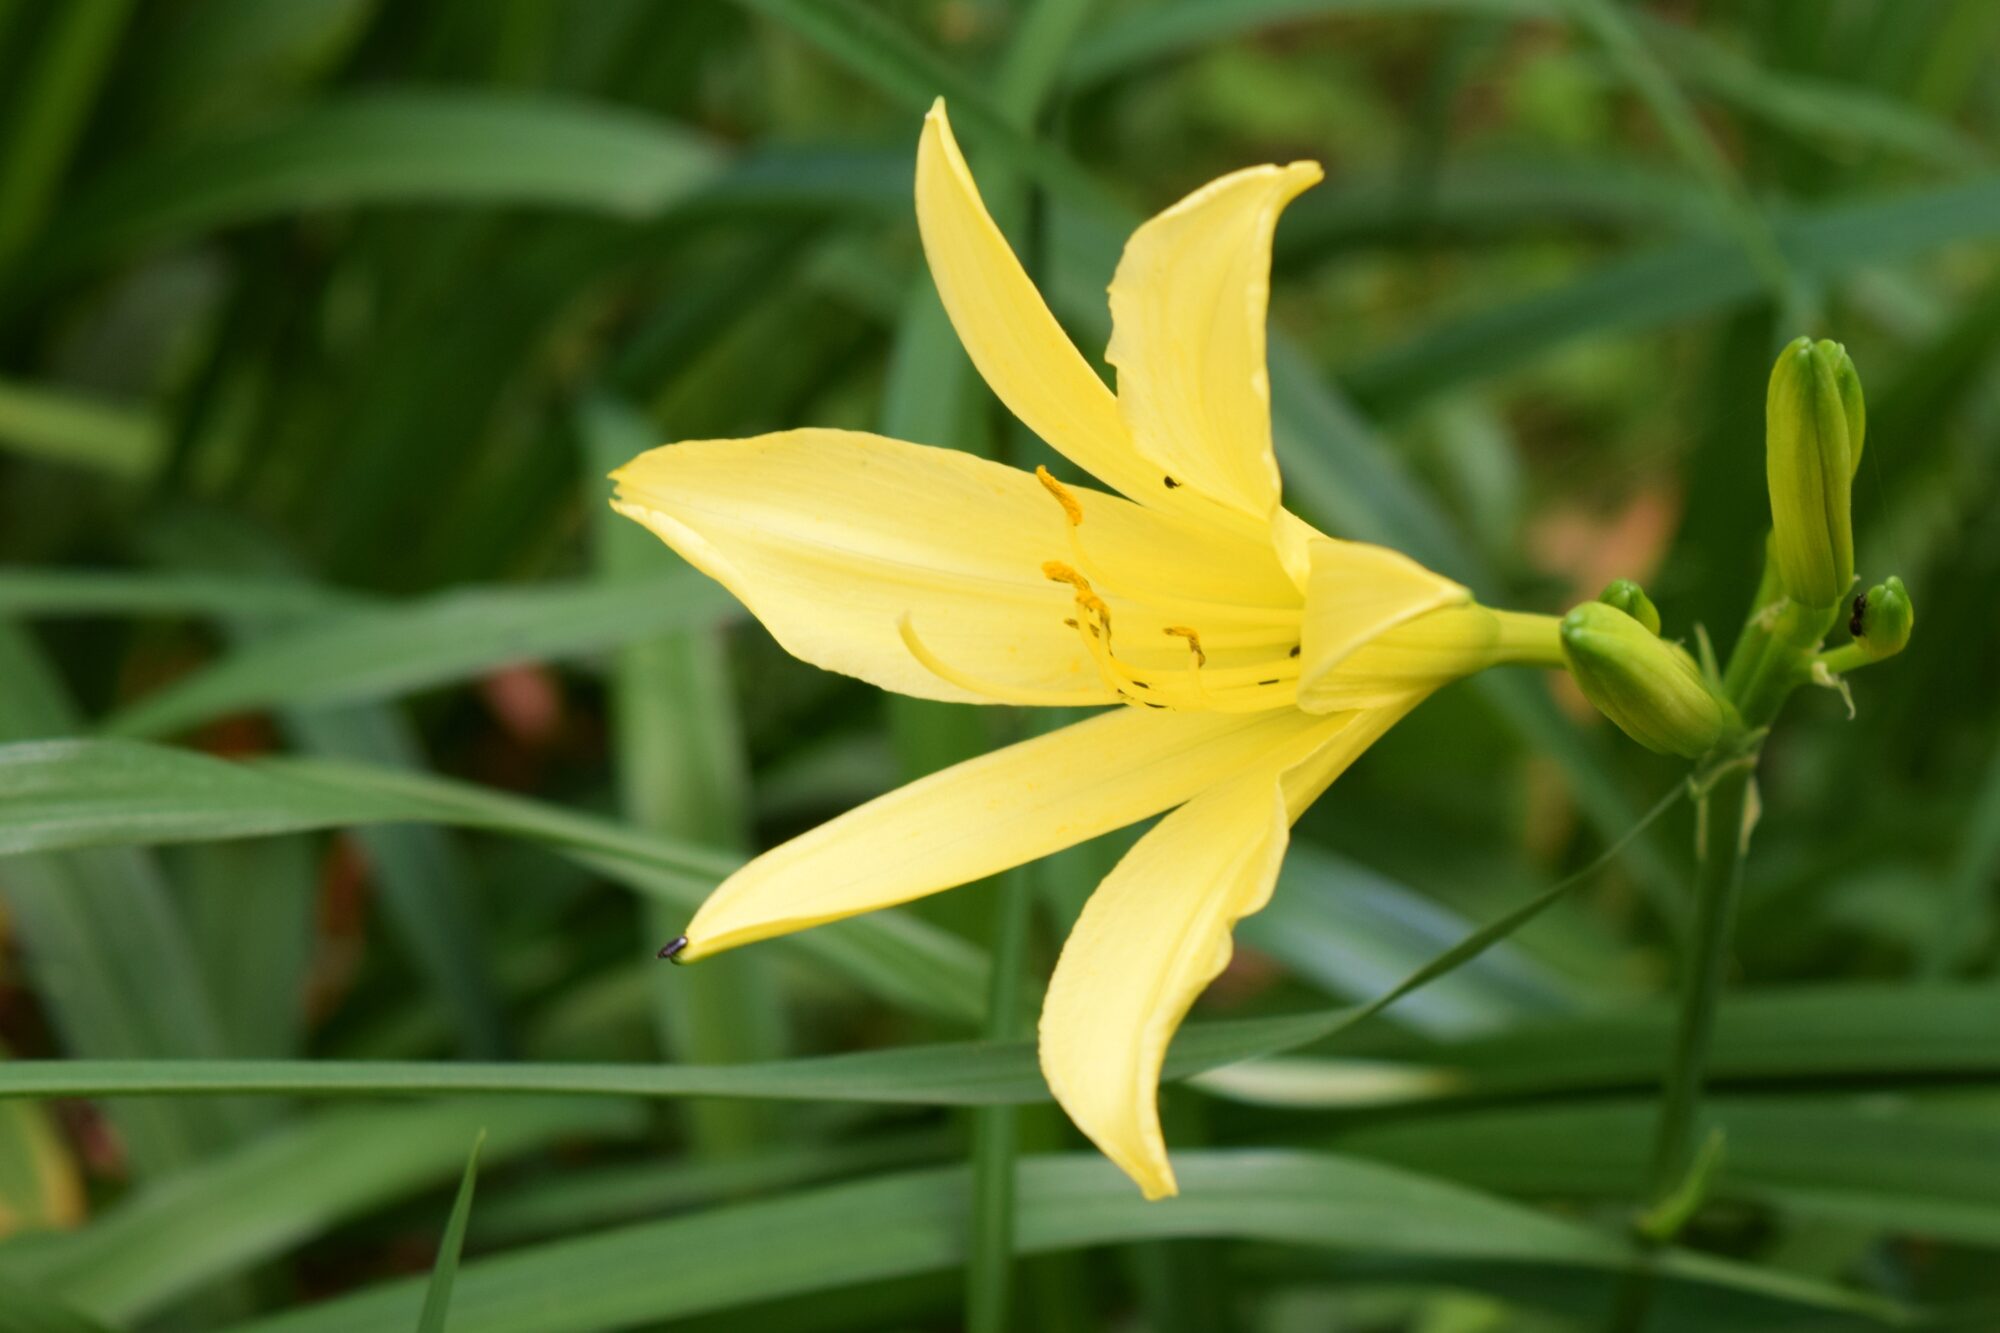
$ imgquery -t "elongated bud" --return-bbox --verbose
[1598,579,1661,636]
[1833,345,1866,471]
[1766,337,1860,609]
[1561,602,1732,758]
[1850,576,1912,661]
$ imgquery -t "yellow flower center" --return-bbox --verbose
[1034,468,1302,714]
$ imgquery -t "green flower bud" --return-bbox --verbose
[1850,575,1912,661]
[1766,337,1861,609]
[1598,579,1661,636]
[1833,345,1866,471]
[1561,602,1732,758]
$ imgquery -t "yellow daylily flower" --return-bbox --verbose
[611,101,1563,1200]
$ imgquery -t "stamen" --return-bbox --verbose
[1031,475,1296,628]
[1163,626,1206,667]
[1036,466,1083,527]
[1042,561,1113,633]
[899,615,1113,706]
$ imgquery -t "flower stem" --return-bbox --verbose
[1646,758,1753,1206]
[1487,609,1567,669]
[1613,755,1755,1332]
[967,869,1032,1333]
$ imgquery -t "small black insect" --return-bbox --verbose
[1849,592,1867,638]
[657,935,690,963]
[1162,475,1181,489]
[1287,644,1301,658]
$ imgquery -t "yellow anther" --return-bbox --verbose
[1035,465,1083,527]
[1043,561,1112,630]
[1163,626,1207,667]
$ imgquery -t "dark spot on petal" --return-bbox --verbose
[1258,678,1279,686]
[1162,475,1180,489]
[1288,644,1301,658]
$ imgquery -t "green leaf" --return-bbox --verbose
[1345,174,2000,410]
[210,1153,1895,1333]
[1334,1093,2000,1249]
[0,569,366,620]
[1066,0,1551,86]
[585,393,786,1152]
[1199,985,2000,1109]
[0,738,987,1023]
[728,0,1115,215]
[0,381,163,480]
[0,1060,83,1239]
[417,1133,486,1333]
[0,1277,114,1333]
[1244,844,1577,1035]
[0,0,135,264]
[33,92,720,276]
[1069,0,1985,171]
[1,1101,633,1325]
[103,575,737,738]
[0,632,244,1179]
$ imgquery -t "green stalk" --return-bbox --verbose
[1620,577,1834,1327]
[586,397,784,1159]
[0,0,134,269]
[967,870,1032,1333]
[1644,759,1752,1209]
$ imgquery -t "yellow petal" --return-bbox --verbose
[613,429,1297,705]
[1295,536,1473,709]
[1106,161,1321,525]
[1038,701,1416,1199]
[678,705,1353,961]
[914,103,1153,504]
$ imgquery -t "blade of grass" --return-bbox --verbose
[0,769,1704,1111]
[0,631,242,1177]
[211,1152,1897,1333]
[416,1133,485,1333]
[1557,0,1794,308]
[728,0,1115,215]
[468,1131,953,1246]
[0,0,133,267]
[0,1050,84,1239]
[1066,0,1984,171]
[1,1101,635,1325]
[584,393,786,1155]
[0,380,164,480]
[1344,172,2000,410]
[1333,1093,2000,1249]
[9,982,2000,1110]
[0,568,367,620]
[25,91,721,285]
[1244,844,1578,1035]
[100,574,737,739]
[0,1278,113,1333]
[1923,695,2000,977]
[0,737,989,1022]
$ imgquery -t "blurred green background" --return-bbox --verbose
[1,1,1998,1329]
